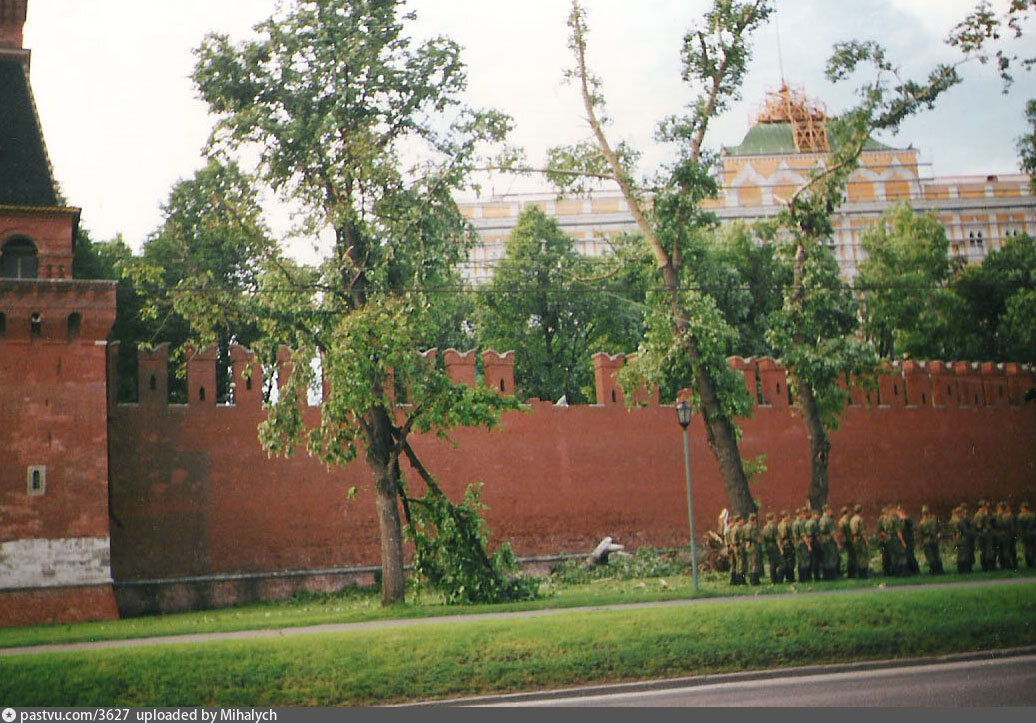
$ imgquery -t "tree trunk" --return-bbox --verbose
[367,405,406,606]
[661,264,756,517]
[794,375,831,510]
[791,241,832,511]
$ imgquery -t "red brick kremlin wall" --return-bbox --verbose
[106,344,1036,614]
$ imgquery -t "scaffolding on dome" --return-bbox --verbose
[756,83,830,153]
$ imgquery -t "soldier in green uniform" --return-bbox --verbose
[741,513,763,585]
[877,506,892,576]
[837,505,855,578]
[778,510,796,583]
[762,512,781,584]
[1018,502,1035,569]
[887,506,907,576]
[849,504,869,578]
[793,507,811,583]
[725,514,742,585]
[974,500,994,571]
[819,505,839,580]
[951,503,975,573]
[1006,501,1023,567]
[805,508,822,582]
[1002,501,1019,567]
[917,505,943,574]
[900,505,920,575]
[991,502,1010,570]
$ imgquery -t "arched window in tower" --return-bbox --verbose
[67,312,82,340]
[1,237,39,279]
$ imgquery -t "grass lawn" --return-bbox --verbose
[2,580,1035,706]
[2,560,1034,650]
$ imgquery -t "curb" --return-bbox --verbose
[400,645,1036,706]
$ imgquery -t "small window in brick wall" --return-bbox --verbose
[68,312,82,340]
[27,466,46,495]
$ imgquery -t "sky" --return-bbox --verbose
[19,0,1036,250]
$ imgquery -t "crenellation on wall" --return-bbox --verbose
[928,361,955,407]
[952,361,982,408]
[482,349,515,396]
[979,361,1009,409]
[1004,363,1032,406]
[229,343,263,408]
[756,357,789,409]
[136,342,169,407]
[276,345,294,392]
[878,363,905,408]
[185,343,219,407]
[593,352,625,406]
[443,348,477,387]
[728,356,760,404]
[901,360,932,407]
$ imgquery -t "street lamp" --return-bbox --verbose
[675,399,699,592]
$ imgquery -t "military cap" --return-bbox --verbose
[1021,502,1030,510]
[840,506,849,514]
[854,504,863,513]
[766,511,775,519]
[748,512,757,520]
[921,505,930,514]
[780,509,789,517]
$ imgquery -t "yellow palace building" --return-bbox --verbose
[459,85,1036,284]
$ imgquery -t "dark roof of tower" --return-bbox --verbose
[0,54,59,206]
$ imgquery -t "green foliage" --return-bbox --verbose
[477,207,643,402]
[117,160,271,402]
[945,0,1036,88]
[952,233,1036,364]
[408,482,539,605]
[1021,99,1036,188]
[857,204,964,359]
[73,230,146,402]
[767,238,876,432]
[549,546,690,585]
[186,0,523,603]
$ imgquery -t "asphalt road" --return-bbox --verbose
[481,654,1036,707]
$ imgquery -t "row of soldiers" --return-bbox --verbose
[946,500,1036,573]
[722,500,1036,585]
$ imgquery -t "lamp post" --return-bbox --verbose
[676,399,699,592]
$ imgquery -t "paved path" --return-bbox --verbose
[2,575,1031,657]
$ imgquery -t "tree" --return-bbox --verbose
[953,233,1036,363]
[1020,99,1036,188]
[477,206,642,403]
[185,0,523,605]
[126,159,269,402]
[73,229,145,402]
[698,222,791,359]
[547,0,775,517]
[772,0,1035,508]
[857,204,962,360]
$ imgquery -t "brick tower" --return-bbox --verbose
[0,0,119,625]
